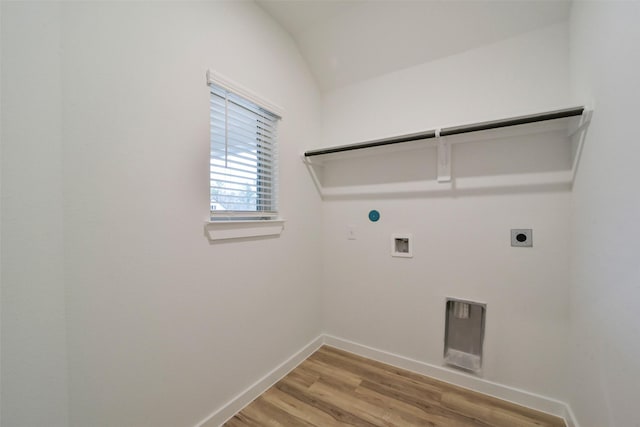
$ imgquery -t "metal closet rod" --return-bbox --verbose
[304,106,585,157]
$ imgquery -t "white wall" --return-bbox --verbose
[568,3,640,426]
[2,2,323,426]
[323,22,571,146]
[320,23,573,400]
[1,3,69,426]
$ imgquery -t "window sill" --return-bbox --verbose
[204,219,285,241]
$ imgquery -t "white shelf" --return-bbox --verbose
[303,106,591,198]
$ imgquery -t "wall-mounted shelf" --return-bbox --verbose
[303,106,591,198]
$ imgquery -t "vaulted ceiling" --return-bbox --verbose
[256,0,572,92]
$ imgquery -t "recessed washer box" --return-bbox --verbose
[391,234,413,258]
[511,229,532,247]
[444,298,486,373]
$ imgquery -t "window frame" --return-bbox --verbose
[204,71,285,241]
[208,72,282,219]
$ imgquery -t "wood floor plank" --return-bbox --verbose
[318,346,564,426]
[283,365,320,389]
[310,347,444,403]
[261,387,342,427]
[225,408,267,427]
[277,376,379,427]
[440,392,558,427]
[353,382,462,427]
[302,357,363,389]
[306,378,397,426]
[223,346,566,427]
[357,379,491,427]
[241,397,314,427]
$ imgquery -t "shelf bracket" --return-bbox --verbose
[302,155,325,198]
[569,109,593,184]
[437,133,451,183]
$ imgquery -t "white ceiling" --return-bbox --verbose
[256,0,572,92]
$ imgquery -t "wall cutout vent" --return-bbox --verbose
[444,298,486,373]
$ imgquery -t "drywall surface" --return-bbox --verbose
[568,3,640,426]
[322,194,571,399]
[320,23,573,400]
[322,22,571,146]
[3,1,323,426]
[263,0,571,91]
[62,2,322,426]
[1,3,69,426]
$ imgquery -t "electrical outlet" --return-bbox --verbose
[511,229,532,247]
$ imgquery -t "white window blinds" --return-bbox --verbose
[209,82,280,220]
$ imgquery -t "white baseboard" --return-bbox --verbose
[561,404,581,427]
[195,335,324,427]
[323,334,578,427]
[195,333,580,427]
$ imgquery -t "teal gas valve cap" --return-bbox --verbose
[368,210,380,222]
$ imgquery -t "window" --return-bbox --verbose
[209,78,280,221]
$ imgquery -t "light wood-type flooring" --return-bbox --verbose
[224,345,566,427]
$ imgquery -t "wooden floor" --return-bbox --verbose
[224,346,566,427]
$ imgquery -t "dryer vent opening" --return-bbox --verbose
[444,299,486,373]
